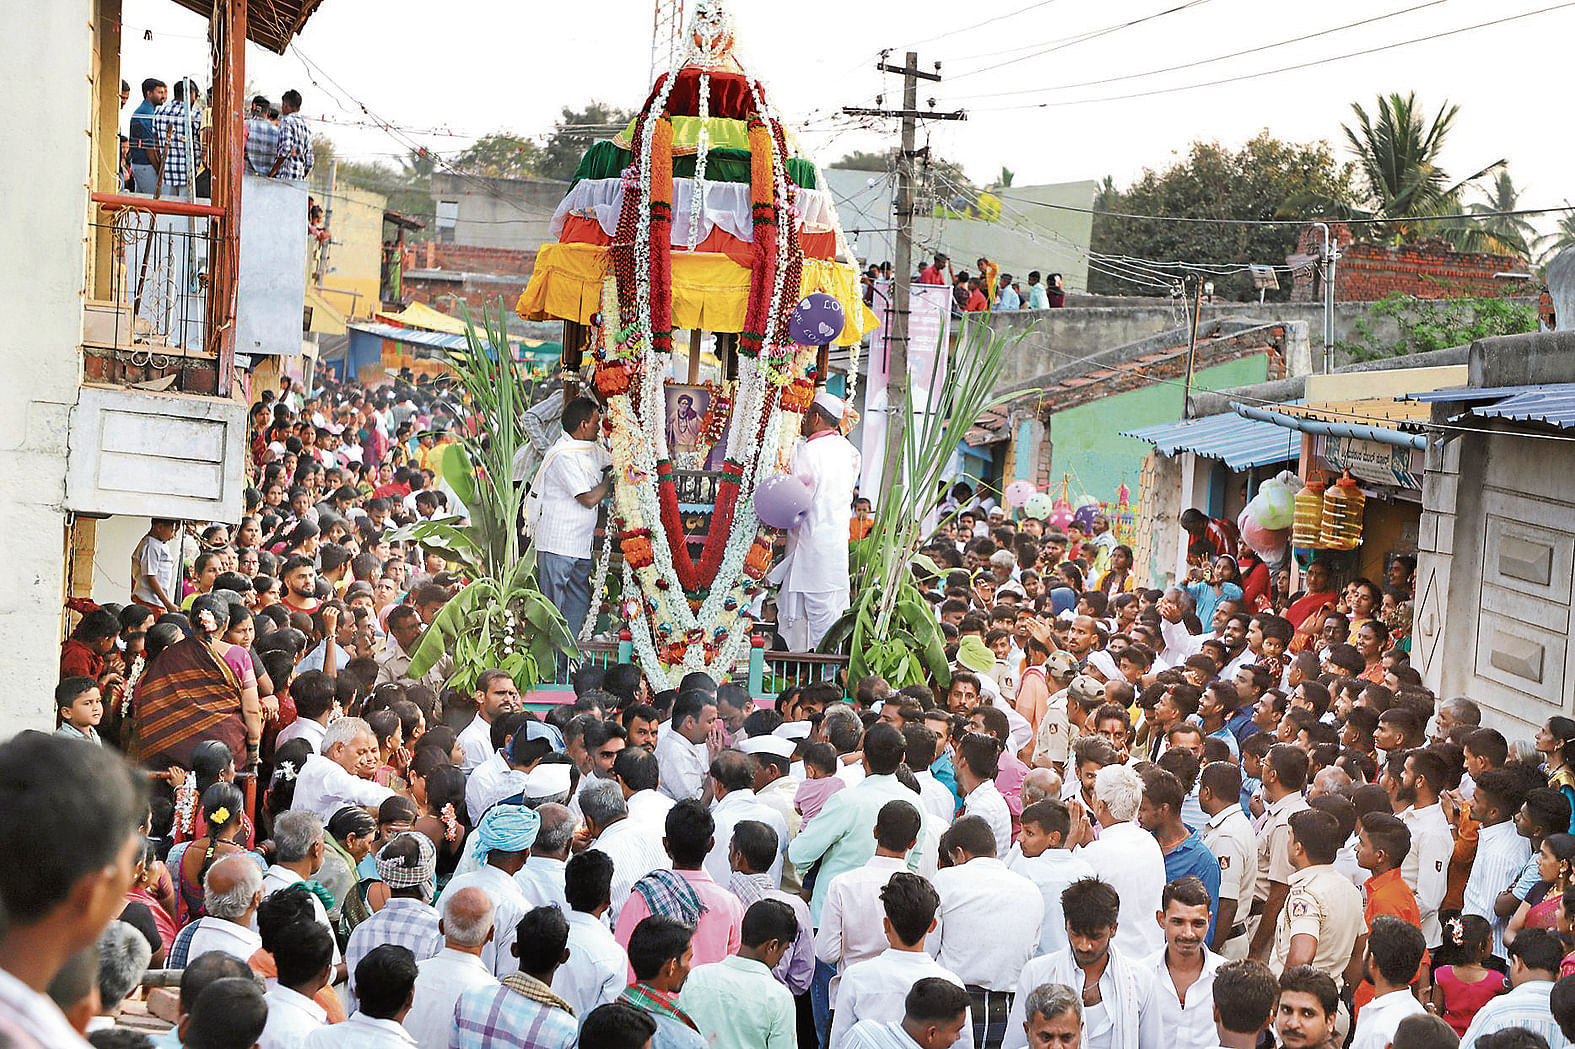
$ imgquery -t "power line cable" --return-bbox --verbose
[948,0,1218,81]
[948,0,1456,100]
[966,0,1575,108]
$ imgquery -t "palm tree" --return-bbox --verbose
[1443,170,1535,258]
[1538,207,1575,264]
[1342,92,1503,243]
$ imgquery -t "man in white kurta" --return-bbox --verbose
[773,391,860,652]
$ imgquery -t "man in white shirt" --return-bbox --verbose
[1390,749,1453,948]
[1210,958,1279,1049]
[530,397,612,641]
[1005,800,1094,956]
[291,716,396,824]
[1460,768,1532,960]
[705,750,790,886]
[582,779,668,922]
[186,855,265,963]
[259,811,344,973]
[1199,761,1257,960]
[404,888,497,1049]
[131,518,180,612]
[816,800,925,982]
[515,803,575,912]
[455,670,522,774]
[956,735,1013,858]
[931,816,1043,1049]
[656,692,720,802]
[905,725,960,825]
[275,670,333,752]
[1348,916,1427,1049]
[614,745,677,829]
[307,943,420,1048]
[441,805,536,978]
[1074,763,1167,960]
[259,920,335,1049]
[467,716,553,823]
[1003,877,1160,1049]
[1143,877,1225,1049]
[552,850,630,1017]
[771,391,860,651]
[830,872,973,1049]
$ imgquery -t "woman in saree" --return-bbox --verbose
[131,594,262,771]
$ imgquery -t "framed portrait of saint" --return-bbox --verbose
[664,384,711,459]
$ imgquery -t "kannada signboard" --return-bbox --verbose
[1315,434,1423,490]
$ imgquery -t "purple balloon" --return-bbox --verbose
[789,293,846,346]
[754,471,814,529]
[1073,505,1100,531]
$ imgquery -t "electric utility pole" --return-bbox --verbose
[843,53,964,497]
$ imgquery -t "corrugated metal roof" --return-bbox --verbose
[1404,384,1552,403]
[1122,407,1303,470]
[1468,384,1575,429]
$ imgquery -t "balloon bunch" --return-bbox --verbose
[1237,469,1298,562]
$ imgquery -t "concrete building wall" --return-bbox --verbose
[0,1,96,731]
[1045,355,1271,506]
[313,183,385,321]
[431,172,565,251]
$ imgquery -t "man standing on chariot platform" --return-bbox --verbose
[771,392,859,652]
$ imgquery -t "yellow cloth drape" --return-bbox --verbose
[516,242,879,346]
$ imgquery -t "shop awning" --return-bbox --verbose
[1404,383,1575,430]
[1231,399,1428,450]
[348,322,561,361]
[1122,408,1303,470]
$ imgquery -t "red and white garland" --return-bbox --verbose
[595,2,820,688]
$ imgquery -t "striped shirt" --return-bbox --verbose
[1459,980,1566,1049]
[244,117,279,176]
[152,102,193,188]
[345,898,440,992]
[1461,819,1532,959]
[843,1019,927,1049]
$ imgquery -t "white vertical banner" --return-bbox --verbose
[860,282,951,503]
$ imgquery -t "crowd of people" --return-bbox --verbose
[860,255,1068,320]
[122,76,313,197]
[19,370,1575,1049]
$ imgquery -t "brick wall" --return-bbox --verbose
[418,242,538,277]
[1289,223,1527,302]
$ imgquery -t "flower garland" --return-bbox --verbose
[593,3,825,682]
[579,525,614,642]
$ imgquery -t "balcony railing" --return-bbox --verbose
[84,193,225,395]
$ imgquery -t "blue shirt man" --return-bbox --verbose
[1141,767,1223,941]
[128,78,166,194]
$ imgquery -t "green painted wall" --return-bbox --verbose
[1045,355,1270,502]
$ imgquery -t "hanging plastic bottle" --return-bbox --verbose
[1320,470,1366,551]
[1292,476,1326,549]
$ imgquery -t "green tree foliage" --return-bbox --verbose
[310,136,435,231]
[1340,93,1502,243]
[537,103,635,181]
[1088,132,1359,300]
[1539,209,1575,263]
[454,132,543,178]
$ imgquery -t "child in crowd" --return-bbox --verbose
[55,677,104,745]
[795,741,845,827]
[1430,915,1508,1036]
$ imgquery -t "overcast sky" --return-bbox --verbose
[123,0,1572,234]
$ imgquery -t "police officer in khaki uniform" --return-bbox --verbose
[1249,745,1311,960]
[1200,761,1257,959]
[1268,809,1366,979]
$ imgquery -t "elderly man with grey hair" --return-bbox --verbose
[1431,696,1482,745]
[184,854,266,962]
[405,887,498,1048]
[92,921,153,1030]
[291,715,396,822]
[516,802,576,913]
[1021,983,1081,1049]
[583,778,667,921]
[259,809,345,971]
[1021,768,1062,809]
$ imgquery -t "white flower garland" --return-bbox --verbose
[579,525,614,641]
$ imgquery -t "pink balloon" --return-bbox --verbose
[1004,481,1036,508]
[1048,499,1075,530]
[754,472,814,529]
[1239,514,1290,559]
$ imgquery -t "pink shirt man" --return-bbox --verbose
[612,867,743,973]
